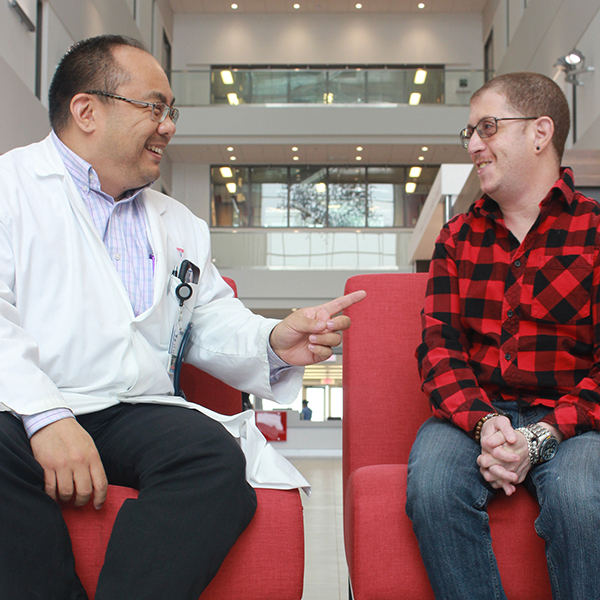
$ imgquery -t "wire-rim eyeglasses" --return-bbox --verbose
[84,90,179,125]
[460,116,538,149]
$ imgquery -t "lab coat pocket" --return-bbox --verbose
[160,274,198,347]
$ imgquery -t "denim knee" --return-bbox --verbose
[406,417,491,521]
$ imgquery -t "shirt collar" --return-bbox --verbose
[474,166,577,220]
[50,130,149,203]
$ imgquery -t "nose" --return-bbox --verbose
[467,128,485,156]
[158,114,176,138]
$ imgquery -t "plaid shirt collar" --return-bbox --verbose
[473,167,577,221]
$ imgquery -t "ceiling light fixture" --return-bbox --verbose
[418,3,425,8]
[356,146,363,151]
[421,146,428,151]
[356,3,362,8]
[227,146,234,152]
[414,68,427,84]
[293,156,299,161]
[406,182,417,193]
[418,156,425,161]
[221,70,234,85]
[356,156,362,161]
[293,3,300,8]
[226,182,237,193]
[220,167,233,178]
[231,3,238,9]
[292,146,299,151]
[315,183,326,193]
[230,156,237,161]
[409,92,421,105]
[227,93,240,105]
[409,166,422,178]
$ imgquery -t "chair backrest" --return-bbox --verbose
[180,276,243,415]
[343,273,429,490]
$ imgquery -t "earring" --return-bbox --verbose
[536,146,540,151]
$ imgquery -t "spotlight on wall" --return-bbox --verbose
[555,50,594,85]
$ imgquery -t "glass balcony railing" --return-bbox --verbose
[170,67,492,107]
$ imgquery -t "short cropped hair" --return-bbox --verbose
[471,72,570,161]
[48,35,147,134]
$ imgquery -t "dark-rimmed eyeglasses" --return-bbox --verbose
[85,90,179,125]
[460,116,538,149]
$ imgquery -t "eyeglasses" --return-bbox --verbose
[85,90,179,125]
[460,116,538,149]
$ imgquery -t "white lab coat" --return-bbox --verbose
[0,135,309,493]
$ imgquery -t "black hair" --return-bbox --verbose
[48,34,147,134]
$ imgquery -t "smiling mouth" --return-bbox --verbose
[146,145,163,156]
[476,160,492,171]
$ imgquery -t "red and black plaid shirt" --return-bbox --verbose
[418,168,600,440]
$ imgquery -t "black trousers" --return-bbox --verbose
[0,403,257,600]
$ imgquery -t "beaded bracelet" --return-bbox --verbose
[474,412,501,442]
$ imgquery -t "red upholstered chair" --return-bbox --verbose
[343,273,551,600]
[61,278,305,600]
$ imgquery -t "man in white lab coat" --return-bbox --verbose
[0,35,365,600]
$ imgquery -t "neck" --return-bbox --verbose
[495,165,561,244]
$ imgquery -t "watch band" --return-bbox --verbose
[517,423,558,467]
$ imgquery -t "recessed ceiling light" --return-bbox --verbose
[230,156,237,161]
[406,182,417,193]
[226,182,237,193]
[221,70,234,85]
[421,146,428,152]
[293,156,299,161]
[409,92,421,105]
[292,146,299,151]
[231,3,238,9]
[409,166,422,178]
[293,3,300,8]
[356,146,363,151]
[227,146,234,152]
[355,156,362,161]
[220,166,233,178]
[355,3,362,8]
[414,69,427,85]
[418,3,425,8]
[418,155,425,161]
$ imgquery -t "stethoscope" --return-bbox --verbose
[169,260,200,398]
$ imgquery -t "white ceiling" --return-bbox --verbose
[169,0,487,14]
[166,141,469,166]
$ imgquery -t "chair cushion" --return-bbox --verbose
[62,486,304,600]
[345,464,551,600]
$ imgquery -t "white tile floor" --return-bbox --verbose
[288,457,349,600]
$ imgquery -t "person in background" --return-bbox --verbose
[406,71,600,599]
[301,399,313,421]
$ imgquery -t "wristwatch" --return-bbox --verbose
[517,423,558,467]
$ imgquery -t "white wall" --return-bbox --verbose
[173,13,484,69]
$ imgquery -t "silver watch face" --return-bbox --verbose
[539,436,558,462]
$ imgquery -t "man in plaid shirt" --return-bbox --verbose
[406,72,600,599]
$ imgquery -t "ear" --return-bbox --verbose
[69,93,99,134]
[532,116,554,154]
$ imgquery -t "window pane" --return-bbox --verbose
[250,167,288,227]
[328,167,366,227]
[289,167,328,227]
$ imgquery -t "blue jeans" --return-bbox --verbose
[406,402,600,600]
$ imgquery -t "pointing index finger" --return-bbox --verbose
[320,290,367,317]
